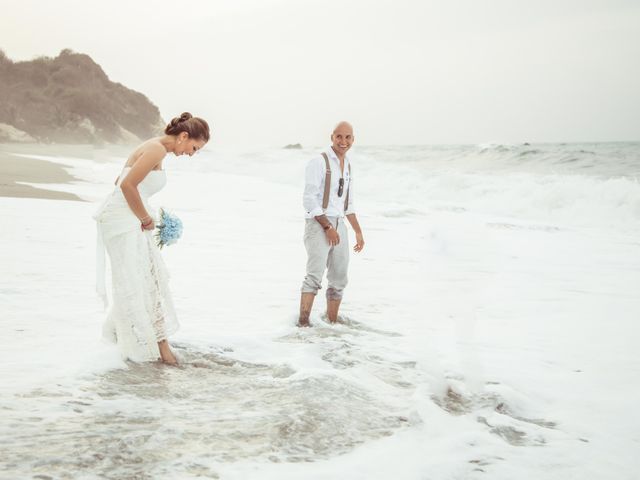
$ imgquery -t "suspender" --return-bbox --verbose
[321,152,351,212]
[321,152,331,210]
[344,163,351,212]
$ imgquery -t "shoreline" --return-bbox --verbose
[0,143,132,202]
[0,148,82,201]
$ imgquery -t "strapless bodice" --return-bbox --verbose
[117,167,167,199]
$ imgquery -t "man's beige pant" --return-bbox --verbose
[301,216,349,300]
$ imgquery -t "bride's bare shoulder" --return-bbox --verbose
[126,139,167,166]
[138,138,166,155]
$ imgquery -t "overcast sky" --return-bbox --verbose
[1,0,639,146]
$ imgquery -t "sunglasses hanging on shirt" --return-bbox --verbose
[338,178,344,197]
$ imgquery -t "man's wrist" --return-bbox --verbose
[323,224,333,231]
[314,214,332,230]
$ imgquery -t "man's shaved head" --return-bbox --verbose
[333,121,354,135]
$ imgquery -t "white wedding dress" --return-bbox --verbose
[93,167,178,362]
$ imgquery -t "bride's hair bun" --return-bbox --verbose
[166,112,192,130]
[164,112,210,141]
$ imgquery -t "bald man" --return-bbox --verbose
[298,122,365,327]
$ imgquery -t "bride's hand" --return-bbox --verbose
[141,218,155,231]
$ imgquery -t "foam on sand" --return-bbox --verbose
[1,143,638,479]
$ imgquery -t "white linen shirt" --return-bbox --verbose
[303,147,355,218]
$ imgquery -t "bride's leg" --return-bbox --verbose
[158,339,178,365]
[151,272,175,364]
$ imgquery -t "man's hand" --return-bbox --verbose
[346,214,364,252]
[353,232,365,252]
[326,227,340,246]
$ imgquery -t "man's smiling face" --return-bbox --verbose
[331,122,354,156]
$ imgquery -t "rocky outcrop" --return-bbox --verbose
[0,123,36,143]
[0,49,164,144]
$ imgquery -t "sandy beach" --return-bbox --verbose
[0,144,86,201]
[0,143,134,201]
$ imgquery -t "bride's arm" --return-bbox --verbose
[120,144,165,229]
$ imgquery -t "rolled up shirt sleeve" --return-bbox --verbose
[303,157,325,217]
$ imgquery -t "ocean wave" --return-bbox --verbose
[358,142,640,178]
[178,143,640,230]
[405,172,640,229]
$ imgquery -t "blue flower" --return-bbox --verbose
[155,208,183,249]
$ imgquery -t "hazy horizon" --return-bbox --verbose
[2,0,639,147]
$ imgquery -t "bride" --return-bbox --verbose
[94,112,210,364]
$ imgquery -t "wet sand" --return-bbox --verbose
[0,143,106,201]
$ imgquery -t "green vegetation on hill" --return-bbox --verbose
[0,49,164,143]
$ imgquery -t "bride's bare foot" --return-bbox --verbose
[158,340,178,365]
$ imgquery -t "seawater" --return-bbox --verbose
[1,142,638,479]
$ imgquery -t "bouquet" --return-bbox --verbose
[155,208,183,249]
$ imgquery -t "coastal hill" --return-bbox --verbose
[0,49,164,144]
